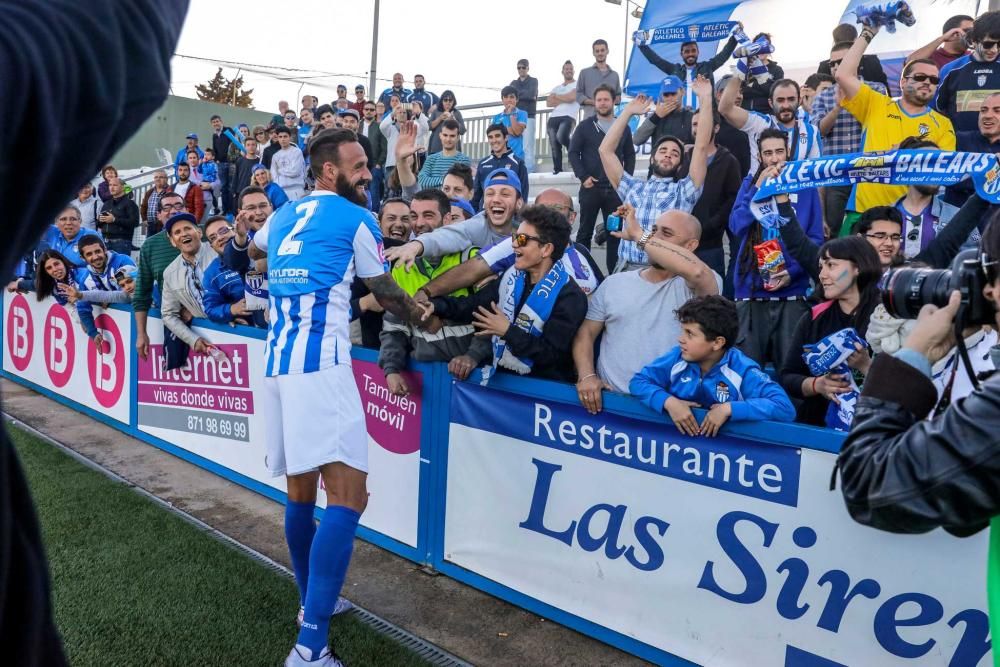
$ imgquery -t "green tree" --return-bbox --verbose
[194,68,254,108]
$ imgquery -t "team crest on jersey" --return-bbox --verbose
[245,270,265,293]
[918,123,929,137]
[979,75,988,87]
[715,381,730,403]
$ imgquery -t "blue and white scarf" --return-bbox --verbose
[732,28,772,85]
[754,150,1000,204]
[632,21,738,47]
[484,261,570,384]
[802,327,867,431]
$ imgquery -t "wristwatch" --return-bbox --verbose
[637,230,653,251]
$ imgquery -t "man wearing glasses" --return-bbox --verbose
[936,11,1000,133]
[361,101,387,206]
[133,192,186,360]
[835,17,955,221]
[161,213,232,353]
[810,42,887,236]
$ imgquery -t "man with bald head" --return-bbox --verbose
[941,91,1000,222]
[97,176,140,256]
[573,205,720,414]
[410,188,605,304]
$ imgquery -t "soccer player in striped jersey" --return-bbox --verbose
[254,128,428,667]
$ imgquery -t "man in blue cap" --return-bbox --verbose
[632,75,694,147]
[387,167,523,270]
[174,132,203,169]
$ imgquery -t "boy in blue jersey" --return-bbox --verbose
[492,86,529,159]
[630,295,795,437]
[255,129,429,667]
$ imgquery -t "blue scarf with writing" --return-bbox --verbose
[484,261,570,384]
[802,327,867,431]
[754,150,1000,204]
[633,21,737,47]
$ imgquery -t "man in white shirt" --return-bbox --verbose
[546,60,579,175]
[270,126,307,201]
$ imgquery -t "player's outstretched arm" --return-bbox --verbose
[364,273,430,326]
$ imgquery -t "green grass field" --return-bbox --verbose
[12,425,430,667]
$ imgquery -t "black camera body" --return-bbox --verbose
[881,249,997,326]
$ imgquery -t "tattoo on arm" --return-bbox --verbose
[364,273,424,324]
[646,238,697,264]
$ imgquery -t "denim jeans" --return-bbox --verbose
[547,116,575,173]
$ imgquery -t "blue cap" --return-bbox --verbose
[659,76,684,96]
[449,198,476,218]
[115,265,139,281]
[164,212,198,234]
[483,168,522,195]
[252,163,269,173]
[186,132,198,140]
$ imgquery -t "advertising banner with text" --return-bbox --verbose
[443,382,991,666]
[137,316,422,548]
[3,294,132,424]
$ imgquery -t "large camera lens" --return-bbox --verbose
[880,267,954,319]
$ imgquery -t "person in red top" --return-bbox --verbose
[350,84,366,113]
[907,14,973,71]
[171,162,205,222]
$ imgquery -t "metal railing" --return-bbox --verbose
[459,102,568,166]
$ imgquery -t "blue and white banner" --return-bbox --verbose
[633,21,737,46]
[443,381,991,666]
[753,150,1000,204]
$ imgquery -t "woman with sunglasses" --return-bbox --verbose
[421,205,587,383]
[427,90,466,154]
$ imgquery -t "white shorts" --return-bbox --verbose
[263,364,369,477]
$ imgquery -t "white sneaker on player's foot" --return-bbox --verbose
[296,597,354,627]
[284,644,344,667]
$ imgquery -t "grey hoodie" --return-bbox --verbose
[418,212,514,260]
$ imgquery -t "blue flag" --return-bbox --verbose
[753,150,1000,204]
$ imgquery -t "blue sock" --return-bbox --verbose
[296,504,360,655]
[284,500,317,606]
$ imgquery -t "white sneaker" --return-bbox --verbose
[284,644,344,667]
[296,597,354,627]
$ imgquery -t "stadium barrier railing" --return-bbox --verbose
[1,293,992,666]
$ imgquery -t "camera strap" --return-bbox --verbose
[954,303,982,394]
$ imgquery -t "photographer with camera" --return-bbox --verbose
[839,216,1000,638]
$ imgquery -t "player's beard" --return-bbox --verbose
[336,172,369,206]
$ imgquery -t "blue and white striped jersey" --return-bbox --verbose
[261,191,387,376]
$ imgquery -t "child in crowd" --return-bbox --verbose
[630,295,795,437]
[200,148,220,214]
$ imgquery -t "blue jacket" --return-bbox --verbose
[39,226,102,268]
[73,251,135,337]
[630,346,795,423]
[200,160,218,184]
[174,145,204,169]
[265,182,289,210]
[729,175,823,299]
[204,255,266,328]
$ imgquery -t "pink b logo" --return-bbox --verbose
[87,313,124,407]
[6,294,33,372]
[43,304,75,387]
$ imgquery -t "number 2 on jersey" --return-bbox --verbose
[276,200,319,256]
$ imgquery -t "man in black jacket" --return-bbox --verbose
[471,124,529,211]
[839,215,1000,535]
[680,110,741,279]
[98,177,141,255]
[0,3,188,665]
[637,27,740,110]
[568,84,635,271]
[210,114,235,215]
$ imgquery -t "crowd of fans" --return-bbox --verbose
[10,8,1000,435]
